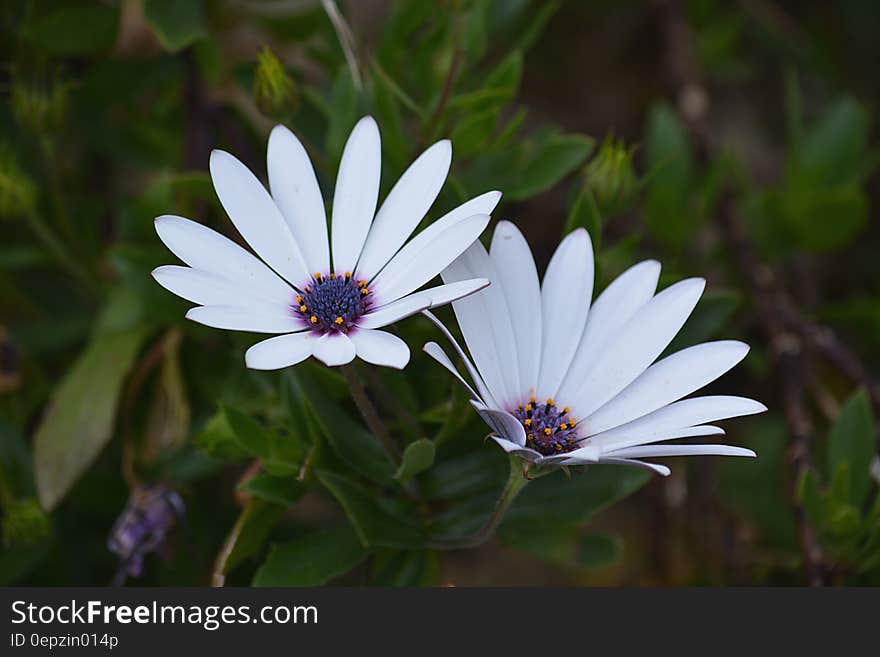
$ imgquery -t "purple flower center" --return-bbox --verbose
[294,272,371,334]
[512,397,582,456]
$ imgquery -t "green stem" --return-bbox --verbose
[340,364,400,461]
[428,455,529,550]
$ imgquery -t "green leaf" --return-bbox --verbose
[221,499,286,576]
[193,410,249,463]
[564,186,602,245]
[394,439,436,483]
[501,465,649,533]
[316,470,423,548]
[34,327,148,510]
[486,50,523,92]
[143,0,206,52]
[222,406,271,458]
[643,103,695,249]
[798,468,824,526]
[578,533,621,569]
[220,404,305,477]
[326,69,360,165]
[253,526,370,586]
[300,378,395,485]
[500,524,579,565]
[828,390,876,506]
[758,183,869,254]
[239,474,306,507]
[509,133,594,200]
[795,97,871,187]
[451,108,501,159]
[370,549,439,586]
[24,5,118,55]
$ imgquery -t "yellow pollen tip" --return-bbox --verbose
[360,288,369,295]
[524,418,532,426]
[334,316,344,325]
[329,273,336,279]
[345,271,351,278]
[560,423,568,430]
[358,280,367,287]
[546,398,555,406]
[299,305,307,312]
[555,444,562,451]
[295,295,302,303]
[529,396,536,403]
[310,315,318,324]
[563,406,570,413]
[543,427,552,436]
[314,272,321,279]
[524,404,532,412]
[526,433,534,441]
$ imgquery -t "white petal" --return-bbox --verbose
[593,425,725,452]
[490,220,542,395]
[605,444,757,459]
[421,310,497,407]
[356,295,432,330]
[594,457,671,476]
[152,265,288,308]
[423,342,481,400]
[355,140,452,279]
[587,395,767,451]
[491,436,543,462]
[154,215,294,302]
[419,278,490,308]
[538,228,594,398]
[349,329,410,369]
[245,332,317,370]
[210,150,311,286]
[331,116,381,273]
[583,340,750,436]
[186,306,307,334]
[557,260,660,402]
[442,241,521,407]
[267,124,330,275]
[312,332,356,366]
[366,189,499,294]
[369,213,491,304]
[542,444,600,465]
[472,400,526,446]
[569,277,705,419]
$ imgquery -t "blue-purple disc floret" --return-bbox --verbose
[512,397,582,456]
[294,273,372,334]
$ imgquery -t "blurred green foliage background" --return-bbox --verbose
[1,0,878,586]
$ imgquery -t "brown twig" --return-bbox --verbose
[718,202,826,585]
[340,364,400,460]
[655,0,829,584]
[426,14,464,142]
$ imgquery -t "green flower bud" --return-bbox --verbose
[253,47,297,118]
[584,135,638,213]
[0,145,37,219]
[2,498,51,547]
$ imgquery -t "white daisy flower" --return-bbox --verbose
[424,221,766,476]
[152,116,500,370]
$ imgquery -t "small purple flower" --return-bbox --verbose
[108,484,184,583]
